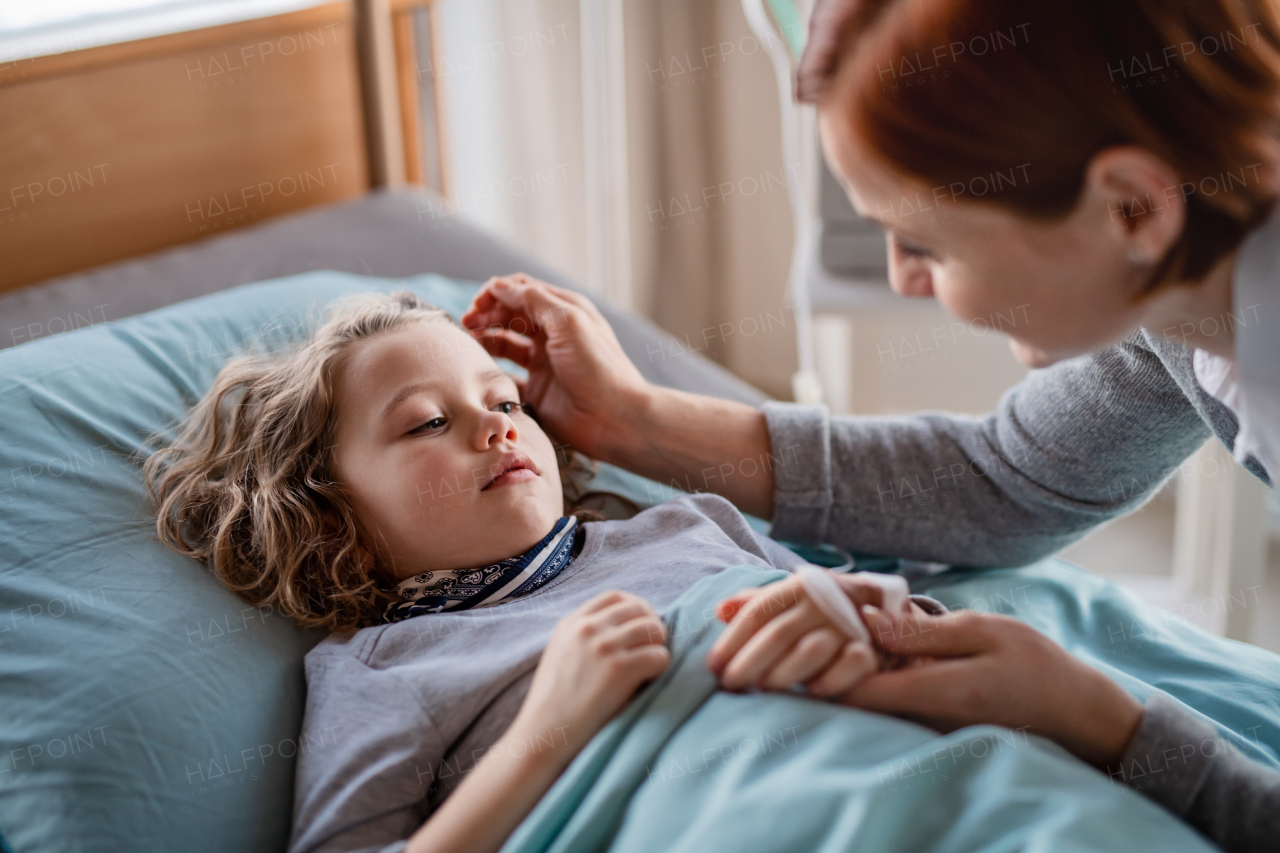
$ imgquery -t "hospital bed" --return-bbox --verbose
[1,3,1277,852]
[0,6,767,850]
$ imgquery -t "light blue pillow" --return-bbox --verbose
[0,271,690,853]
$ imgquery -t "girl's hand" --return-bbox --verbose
[515,590,670,754]
[707,573,921,698]
[844,606,1145,767]
[460,274,652,461]
[407,591,666,853]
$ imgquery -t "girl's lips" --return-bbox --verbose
[483,467,537,491]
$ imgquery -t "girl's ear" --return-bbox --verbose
[320,506,373,556]
[321,505,385,578]
[319,506,343,534]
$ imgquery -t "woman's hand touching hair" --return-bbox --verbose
[462,272,777,520]
[461,274,651,462]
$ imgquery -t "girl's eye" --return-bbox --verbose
[493,400,521,415]
[409,417,447,435]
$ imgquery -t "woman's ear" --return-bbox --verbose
[1083,146,1186,267]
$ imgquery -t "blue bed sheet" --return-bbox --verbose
[501,564,1280,853]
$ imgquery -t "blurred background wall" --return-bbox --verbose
[438,0,805,400]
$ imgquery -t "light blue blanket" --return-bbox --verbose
[501,562,1280,853]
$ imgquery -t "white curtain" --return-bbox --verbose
[436,0,799,400]
[435,0,589,285]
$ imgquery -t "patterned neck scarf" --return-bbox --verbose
[383,516,580,624]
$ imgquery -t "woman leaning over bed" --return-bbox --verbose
[459,0,1280,850]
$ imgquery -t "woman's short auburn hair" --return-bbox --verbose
[799,0,1280,289]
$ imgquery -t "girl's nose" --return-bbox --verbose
[475,410,518,450]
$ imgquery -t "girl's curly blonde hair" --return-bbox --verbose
[146,290,630,632]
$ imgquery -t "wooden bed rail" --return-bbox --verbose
[0,0,450,293]
[364,0,451,196]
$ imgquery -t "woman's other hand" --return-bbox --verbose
[516,590,670,755]
[460,273,650,460]
[845,606,1145,767]
[707,574,918,698]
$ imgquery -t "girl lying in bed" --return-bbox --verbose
[147,289,933,853]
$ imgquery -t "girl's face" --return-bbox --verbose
[817,107,1170,368]
[332,320,564,580]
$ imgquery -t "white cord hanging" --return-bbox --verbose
[740,0,823,405]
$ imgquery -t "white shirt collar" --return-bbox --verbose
[1231,200,1280,394]
[1190,201,1280,477]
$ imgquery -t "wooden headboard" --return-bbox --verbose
[0,0,450,293]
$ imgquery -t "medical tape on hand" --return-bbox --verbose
[851,571,909,616]
[797,565,871,645]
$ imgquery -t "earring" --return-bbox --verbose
[1127,247,1148,264]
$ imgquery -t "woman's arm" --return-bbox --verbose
[846,608,1280,853]
[1117,693,1280,853]
[462,276,1211,566]
[759,334,1212,566]
[607,386,775,520]
[709,584,1280,852]
[704,578,1139,759]
[404,590,669,853]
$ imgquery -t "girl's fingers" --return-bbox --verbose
[589,594,655,628]
[719,603,827,691]
[714,589,760,624]
[758,627,845,690]
[620,642,671,681]
[578,589,633,615]
[707,579,806,672]
[805,640,880,698]
[602,615,668,651]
